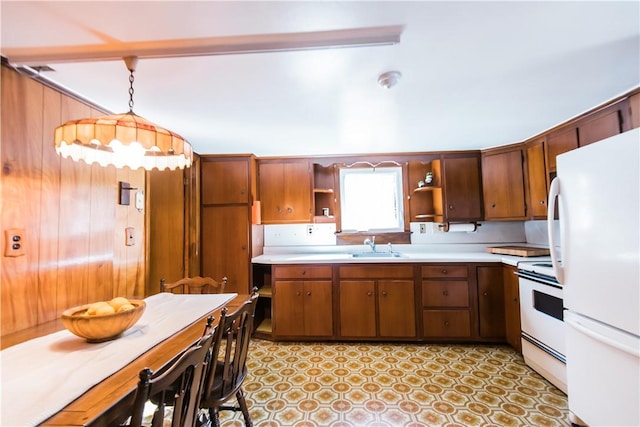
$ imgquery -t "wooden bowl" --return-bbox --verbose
[61,299,146,342]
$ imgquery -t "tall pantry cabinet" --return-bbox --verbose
[200,155,258,294]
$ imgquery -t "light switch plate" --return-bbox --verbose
[135,191,144,211]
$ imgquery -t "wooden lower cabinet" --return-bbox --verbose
[477,265,506,339]
[338,265,416,339]
[503,265,522,352]
[262,261,510,343]
[272,265,333,339]
[421,265,472,338]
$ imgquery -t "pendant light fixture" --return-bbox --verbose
[54,56,193,170]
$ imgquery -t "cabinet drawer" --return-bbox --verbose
[421,265,468,279]
[273,265,332,279]
[339,265,414,279]
[422,281,469,307]
[423,310,471,337]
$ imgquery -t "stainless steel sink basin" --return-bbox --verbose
[351,252,404,258]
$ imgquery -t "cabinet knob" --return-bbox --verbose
[491,203,496,208]
[441,269,448,275]
[382,291,388,297]
[449,205,454,210]
[483,291,488,297]
[539,200,546,205]
[442,290,449,296]
[301,270,306,275]
[444,321,450,327]
[307,291,311,296]
[277,207,282,213]
[287,207,293,213]
[513,297,518,302]
[367,291,373,297]
[296,291,301,296]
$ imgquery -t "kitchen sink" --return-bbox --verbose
[351,252,404,258]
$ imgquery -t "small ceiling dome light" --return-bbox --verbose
[378,70,402,89]
[54,56,193,171]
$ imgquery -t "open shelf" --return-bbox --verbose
[256,318,272,335]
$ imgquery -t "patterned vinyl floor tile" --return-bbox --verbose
[215,340,569,427]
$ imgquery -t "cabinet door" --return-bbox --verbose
[578,102,623,147]
[477,266,506,339]
[378,280,416,338]
[259,161,311,223]
[503,266,521,352]
[273,281,305,337]
[526,140,548,219]
[339,280,377,338]
[201,159,249,205]
[201,205,250,294]
[630,93,640,130]
[442,156,482,221]
[482,150,526,220]
[546,127,578,173]
[303,281,333,337]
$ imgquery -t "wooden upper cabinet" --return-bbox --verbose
[481,148,527,220]
[546,127,578,173]
[577,101,625,147]
[630,93,640,130]
[201,158,250,205]
[441,155,483,221]
[259,160,312,224]
[408,155,482,223]
[526,140,548,219]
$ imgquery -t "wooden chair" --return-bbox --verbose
[160,276,227,294]
[126,332,214,427]
[200,290,259,427]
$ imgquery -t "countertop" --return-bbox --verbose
[251,244,552,267]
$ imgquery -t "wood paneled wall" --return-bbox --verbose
[1,66,146,336]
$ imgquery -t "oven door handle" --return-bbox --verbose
[565,314,640,358]
[547,177,564,284]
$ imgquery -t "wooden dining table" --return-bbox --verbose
[1,293,249,427]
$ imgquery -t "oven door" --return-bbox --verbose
[519,275,565,359]
[518,274,567,393]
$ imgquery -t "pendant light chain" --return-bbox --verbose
[128,69,135,113]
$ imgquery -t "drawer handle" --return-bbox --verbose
[296,291,301,296]
[307,291,312,296]
[367,291,373,297]
[444,321,450,327]
[441,269,448,274]
[448,205,454,210]
[301,270,306,275]
[382,291,388,297]
[442,290,449,296]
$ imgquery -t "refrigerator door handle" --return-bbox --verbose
[566,315,640,358]
[547,177,564,284]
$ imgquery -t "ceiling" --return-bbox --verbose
[2,1,639,157]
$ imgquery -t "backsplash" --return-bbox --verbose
[525,220,560,247]
[263,221,527,247]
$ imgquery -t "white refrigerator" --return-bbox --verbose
[548,127,640,426]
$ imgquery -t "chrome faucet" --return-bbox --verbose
[364,236,376,252]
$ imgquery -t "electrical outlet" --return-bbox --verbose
[419,223,426,234]
[306,225,314,236]
[4,228,25,257]
[125,227,135,246]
